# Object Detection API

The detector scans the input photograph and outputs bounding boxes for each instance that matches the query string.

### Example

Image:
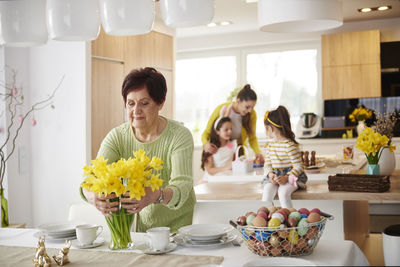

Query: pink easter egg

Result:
[310,208,321,215]
[18,115,24,122]
[298,208,310,216]
[12,87,18,95]
[257,211,268,221]
[31,119,37,126]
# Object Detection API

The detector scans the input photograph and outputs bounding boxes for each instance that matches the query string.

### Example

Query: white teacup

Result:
[145,227,170,251]
[76,224,103,246]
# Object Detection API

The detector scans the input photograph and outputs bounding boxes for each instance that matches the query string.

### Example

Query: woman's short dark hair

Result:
[121,67,167,105]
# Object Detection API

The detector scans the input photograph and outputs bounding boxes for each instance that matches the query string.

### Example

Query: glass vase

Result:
[106,210,134,250]
[1,188,9,227]
[366,164,380,175]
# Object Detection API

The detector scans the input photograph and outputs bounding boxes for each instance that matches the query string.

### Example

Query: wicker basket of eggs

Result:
[233,206,333,257]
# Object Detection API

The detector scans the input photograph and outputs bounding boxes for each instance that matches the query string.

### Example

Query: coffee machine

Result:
[296,113,321,138]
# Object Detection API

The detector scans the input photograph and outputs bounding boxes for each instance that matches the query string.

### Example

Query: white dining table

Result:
[0,228,369,266]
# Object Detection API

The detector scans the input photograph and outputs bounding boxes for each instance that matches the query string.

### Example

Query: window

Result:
[175,42,320,144]
[175,56,237,144]
[247,49,319,136]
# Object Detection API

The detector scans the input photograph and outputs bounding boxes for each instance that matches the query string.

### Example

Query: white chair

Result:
[68,202,108,231]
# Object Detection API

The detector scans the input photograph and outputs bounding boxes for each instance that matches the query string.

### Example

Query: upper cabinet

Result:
[322,30,381,100]
[91,28,175,158]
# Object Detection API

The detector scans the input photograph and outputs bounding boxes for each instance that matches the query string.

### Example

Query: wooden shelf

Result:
[321,127,356,131]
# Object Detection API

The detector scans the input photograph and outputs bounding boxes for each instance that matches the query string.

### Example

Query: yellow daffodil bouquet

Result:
[81,149,163,250]
[349,106,373,123]
[355,127,395,165]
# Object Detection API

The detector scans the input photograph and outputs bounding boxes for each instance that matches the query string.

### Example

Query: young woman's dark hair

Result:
[264,105,298,145]
[201,117,232,170]
[237,84,257,135]
[121,67,167,105]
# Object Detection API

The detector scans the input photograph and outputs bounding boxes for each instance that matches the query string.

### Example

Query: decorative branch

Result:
[0,68,63,190]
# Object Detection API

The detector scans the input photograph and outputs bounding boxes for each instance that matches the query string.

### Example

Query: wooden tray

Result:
[328,174,390,193]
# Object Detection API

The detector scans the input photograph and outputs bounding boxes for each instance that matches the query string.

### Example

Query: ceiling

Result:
[171,0,400,38]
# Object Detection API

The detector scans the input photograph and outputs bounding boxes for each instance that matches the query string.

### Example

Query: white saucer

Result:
[134,243,177,255]
[72,238,105,249]
[34,231,76,242]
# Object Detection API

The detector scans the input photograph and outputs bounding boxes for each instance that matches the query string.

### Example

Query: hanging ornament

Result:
[18,115,24,122]
[31,119,37,127]
[12,87,18,95]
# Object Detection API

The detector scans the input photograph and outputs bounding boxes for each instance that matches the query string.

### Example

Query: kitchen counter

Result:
[195,169,400,248]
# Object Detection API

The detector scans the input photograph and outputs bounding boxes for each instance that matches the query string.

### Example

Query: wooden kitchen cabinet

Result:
[91,28,175,158]
[322,30,381,100]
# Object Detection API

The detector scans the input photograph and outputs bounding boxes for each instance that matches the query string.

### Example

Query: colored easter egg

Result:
[255,230,272,241]
[279,208,291,216]
[288,229,299,245]
[237,216,247,226]
[297,218,309,236]
[310,208,321,215]
[253,216,267,227]
[268,217,281,228]
[288,211,302,222]
[271,212,285,223]
[268,234,280,247]
[246,214,255,225]
[307,212,321,223]
[257,211,268,221]
[288,217,298,227]
[298,208,310,216]
[257,206,269,215]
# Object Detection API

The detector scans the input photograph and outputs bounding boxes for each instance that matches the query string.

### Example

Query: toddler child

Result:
[200,116,237,182]
[262,106,307,208]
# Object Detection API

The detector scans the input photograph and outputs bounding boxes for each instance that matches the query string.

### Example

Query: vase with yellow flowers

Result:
[355,127,395,175]
[81,149,163,250]
[349,106,373,136]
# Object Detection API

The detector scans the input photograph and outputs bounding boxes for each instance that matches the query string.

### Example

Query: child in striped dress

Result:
[262,106,307,208]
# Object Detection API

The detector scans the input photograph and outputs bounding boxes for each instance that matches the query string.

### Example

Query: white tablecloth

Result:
[0,228,369,266]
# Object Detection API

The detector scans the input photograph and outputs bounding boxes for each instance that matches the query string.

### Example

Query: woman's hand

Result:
[204,142,218,154]
[255,153,265,164]
[121,187,161,214]
[276,175,289,185]
[83,189,119,218]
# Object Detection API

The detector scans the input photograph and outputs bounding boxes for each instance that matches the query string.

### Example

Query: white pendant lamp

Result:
[160,0,214,28]
[99,0,154,36]
[46,0,100,41]
[258,0,343,33]
[0,0,48,47]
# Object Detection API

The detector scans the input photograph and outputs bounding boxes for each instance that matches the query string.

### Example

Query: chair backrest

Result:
[68,202,108,230]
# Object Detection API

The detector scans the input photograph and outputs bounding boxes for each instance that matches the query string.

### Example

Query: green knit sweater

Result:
[96,118,196,233]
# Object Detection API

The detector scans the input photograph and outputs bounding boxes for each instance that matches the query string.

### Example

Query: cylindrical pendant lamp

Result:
[99,0,154,36]
[258,0,343,33]
[160,0,214,28]
[0,0,48,47]
[46,0,100,41]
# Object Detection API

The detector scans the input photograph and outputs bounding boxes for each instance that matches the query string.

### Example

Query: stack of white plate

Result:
[174,224,236,247]
[35,222,79,241]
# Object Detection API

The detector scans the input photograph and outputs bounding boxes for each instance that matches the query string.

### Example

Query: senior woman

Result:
[81,67,196,232]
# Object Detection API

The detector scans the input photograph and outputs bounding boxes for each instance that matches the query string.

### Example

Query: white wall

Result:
[3,40,90,227]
